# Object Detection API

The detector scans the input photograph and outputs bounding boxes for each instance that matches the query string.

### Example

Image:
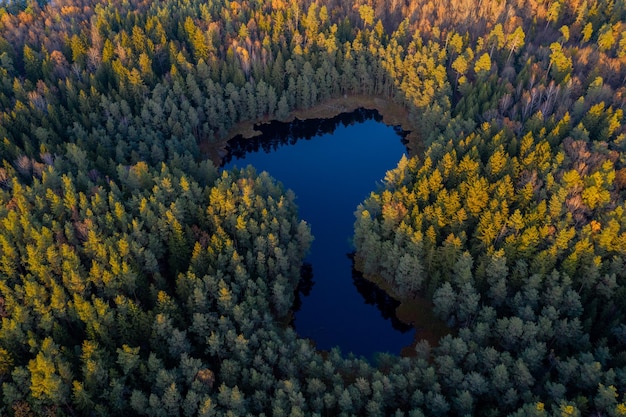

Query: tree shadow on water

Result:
[221,108,409,166]
[347,253,412,333]
[289,262,314,328]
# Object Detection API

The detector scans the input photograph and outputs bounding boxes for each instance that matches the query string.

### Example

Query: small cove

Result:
[221,109,414,359]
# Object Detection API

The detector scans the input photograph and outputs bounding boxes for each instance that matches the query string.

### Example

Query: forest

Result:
[0,0,626,414]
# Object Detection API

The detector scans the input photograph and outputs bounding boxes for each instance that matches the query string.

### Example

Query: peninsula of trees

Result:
[1,0,626,415]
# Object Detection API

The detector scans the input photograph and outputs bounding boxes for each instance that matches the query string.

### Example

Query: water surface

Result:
[222,109,414,359]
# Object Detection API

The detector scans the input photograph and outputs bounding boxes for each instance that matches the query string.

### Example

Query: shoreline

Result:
[200,94,418,167]
[203,94,439,358]
[353,255,452,357]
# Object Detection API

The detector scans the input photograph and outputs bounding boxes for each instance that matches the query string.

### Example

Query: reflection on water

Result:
[348,253,413,333]
[222,108,408,166]
[291,263,314,317]
[221,109,414,358]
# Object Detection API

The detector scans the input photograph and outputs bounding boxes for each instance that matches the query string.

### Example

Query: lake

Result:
[222,109,414,359]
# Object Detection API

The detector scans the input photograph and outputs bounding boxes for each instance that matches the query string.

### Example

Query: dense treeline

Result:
[1,0,626,414]
[0,0,451,173]
[355,120,626,415]
[1,162,316,416]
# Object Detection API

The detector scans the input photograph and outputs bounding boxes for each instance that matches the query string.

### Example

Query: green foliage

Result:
[1,0,626,415]
[355,118,626,414]
[0,161,312,415]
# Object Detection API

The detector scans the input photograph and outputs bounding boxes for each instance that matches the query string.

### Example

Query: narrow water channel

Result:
[221,109,414,359]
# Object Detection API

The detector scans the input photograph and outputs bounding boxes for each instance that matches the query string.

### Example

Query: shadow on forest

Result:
[221,108,408,166]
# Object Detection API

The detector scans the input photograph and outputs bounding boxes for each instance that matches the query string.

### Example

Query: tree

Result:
[28,338,71,406]
[594,384,618,414]
[358,5,374,28]
[506,27,525,63]
[69,34,87,66]
[487,24,505,58]
[582,23,593,42]
[597,24,617,52]
[546,1,561,28]
[276,93,290,120]
[474,53,492,77]
[22,45,42,80]
[303,3,319,44]
[548,42,572,83]
[433,282,456,321]
[452,55,468,86]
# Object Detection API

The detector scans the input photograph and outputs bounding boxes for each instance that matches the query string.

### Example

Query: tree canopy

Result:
[0,0,626,415]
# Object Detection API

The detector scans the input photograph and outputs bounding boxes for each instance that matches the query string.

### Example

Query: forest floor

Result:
[202,94,419,166]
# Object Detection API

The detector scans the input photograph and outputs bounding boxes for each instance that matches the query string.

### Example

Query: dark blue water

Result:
[222,109,414,358]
